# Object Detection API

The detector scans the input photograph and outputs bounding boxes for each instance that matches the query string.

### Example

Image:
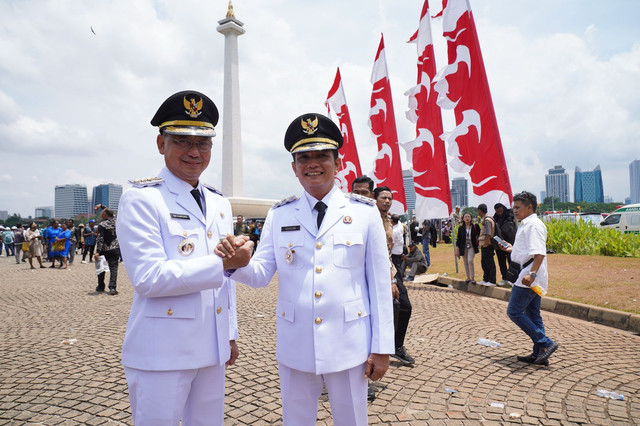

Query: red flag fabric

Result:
[434,0,512,211]
[369,34,407,215]
[403,0,452,220]
[325,68,363,193]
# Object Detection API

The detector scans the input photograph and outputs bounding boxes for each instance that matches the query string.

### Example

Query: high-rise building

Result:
[35,206,53,218]
[604,195,613,203]
[574,165,604,203]
[540,191,547,203]
[630,159,640,204]
[625,197,631,205]
[545,165,570,202]
[55,185,89,218]
[0,210,8,221]
[450,177,468,208]
[403,170,416,212]
[92,183,123,212]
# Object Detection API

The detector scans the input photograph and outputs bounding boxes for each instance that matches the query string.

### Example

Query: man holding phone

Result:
[498,191,558,366]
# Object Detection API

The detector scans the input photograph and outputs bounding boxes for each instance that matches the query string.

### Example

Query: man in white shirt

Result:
[501,191,558,366]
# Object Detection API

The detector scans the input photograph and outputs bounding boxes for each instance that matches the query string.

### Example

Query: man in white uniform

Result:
[501,191,559,366]
[116,90,252,425]
[217,113,394,425]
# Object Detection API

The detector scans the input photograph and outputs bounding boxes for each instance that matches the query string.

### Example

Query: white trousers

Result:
[463,247,476,280]
[124,364,225,426]
[279,362,368,426]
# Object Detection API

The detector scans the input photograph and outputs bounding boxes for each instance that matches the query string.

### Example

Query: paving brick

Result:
[1,260,640,424]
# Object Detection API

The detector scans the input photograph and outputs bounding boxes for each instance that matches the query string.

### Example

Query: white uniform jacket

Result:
[231,187,394,375]
[117,167,237,371]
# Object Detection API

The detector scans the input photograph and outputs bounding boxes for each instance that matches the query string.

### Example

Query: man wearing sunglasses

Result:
[116,90,253,425]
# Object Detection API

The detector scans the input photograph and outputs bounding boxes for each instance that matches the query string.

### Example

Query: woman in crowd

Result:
[455,212,480,284]
[25,223,45,269]
[45,220,61,267]
[52,221,71,269]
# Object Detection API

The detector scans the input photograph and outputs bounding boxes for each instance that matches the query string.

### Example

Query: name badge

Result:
[171,213,190,220]
[281,225,301,232]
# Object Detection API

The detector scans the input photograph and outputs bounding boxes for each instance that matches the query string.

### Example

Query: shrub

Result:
[546,220,640,257]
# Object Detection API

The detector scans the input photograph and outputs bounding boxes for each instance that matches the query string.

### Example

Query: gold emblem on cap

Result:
[178,239,195,256]
[301,116,319,135]
[184,96,203,118]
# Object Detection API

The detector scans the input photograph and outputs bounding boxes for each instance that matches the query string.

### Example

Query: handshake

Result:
[215,235,254,270]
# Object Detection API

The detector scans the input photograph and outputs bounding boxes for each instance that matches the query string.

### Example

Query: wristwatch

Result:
[529,271,537,279]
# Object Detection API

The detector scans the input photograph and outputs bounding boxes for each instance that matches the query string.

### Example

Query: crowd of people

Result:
[0,204,120,295]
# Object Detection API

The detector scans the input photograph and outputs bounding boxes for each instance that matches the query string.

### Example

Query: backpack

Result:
[500,220,517,244]
[4,232,14,245]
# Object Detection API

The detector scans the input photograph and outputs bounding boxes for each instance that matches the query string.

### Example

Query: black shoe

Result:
[534,342,558,365]
[109,289,118,295]
[367,384,376,401]
[517,354,548,366]
[95,287,105,293]
[391,346,415,365]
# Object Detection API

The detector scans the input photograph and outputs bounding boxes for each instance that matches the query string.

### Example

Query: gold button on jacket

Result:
[314,291,322,298]
[216,307,222,314]
[315,317,322,325]
[167,309,173,316]
[315,266,322,273]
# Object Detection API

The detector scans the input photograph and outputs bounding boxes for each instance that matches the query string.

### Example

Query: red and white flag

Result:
[325,68,363,193]
[434,0,512,211]
[369,34,407,215]
[403,0,452,220]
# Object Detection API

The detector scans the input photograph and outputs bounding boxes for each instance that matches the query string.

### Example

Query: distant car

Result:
[579,213,607,226]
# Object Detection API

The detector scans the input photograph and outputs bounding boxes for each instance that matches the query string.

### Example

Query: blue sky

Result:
[1,0,639,217]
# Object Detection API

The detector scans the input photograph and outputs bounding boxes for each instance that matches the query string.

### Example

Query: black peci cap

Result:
[151,90,219,137]
[284,113,343,154]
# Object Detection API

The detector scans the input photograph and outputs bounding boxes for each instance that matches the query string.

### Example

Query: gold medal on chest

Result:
[285,248,295,264]
[343,216,352,224]
[178,239,195,256]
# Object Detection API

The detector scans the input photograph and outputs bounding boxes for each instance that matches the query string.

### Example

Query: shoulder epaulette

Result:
[272,195,298,209]
[129,177,163,187]
[348,192,376,206]
[202,184,223,196]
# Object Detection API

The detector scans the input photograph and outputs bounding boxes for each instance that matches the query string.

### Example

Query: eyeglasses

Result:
[167,136,213,152]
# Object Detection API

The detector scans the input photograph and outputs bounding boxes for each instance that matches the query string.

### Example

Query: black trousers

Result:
[391,254,404,280]
[82,244,95,261]
[97,249,120,290]
[394,278,412,349]
[496,249,511,280]
[481,246,496,284]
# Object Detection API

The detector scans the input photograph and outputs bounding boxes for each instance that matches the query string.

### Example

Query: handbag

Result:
[504,258,534,283]
[53,240,66,252]
[94,255,109,275]
[21,242,29,251]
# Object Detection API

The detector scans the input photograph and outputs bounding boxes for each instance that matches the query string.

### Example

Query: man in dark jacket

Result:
[494,203,517,286]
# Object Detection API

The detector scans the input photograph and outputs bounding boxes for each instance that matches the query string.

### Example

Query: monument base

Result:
[227,197,278,219]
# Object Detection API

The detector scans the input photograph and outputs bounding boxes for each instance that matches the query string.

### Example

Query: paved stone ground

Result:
[1,256,639,425]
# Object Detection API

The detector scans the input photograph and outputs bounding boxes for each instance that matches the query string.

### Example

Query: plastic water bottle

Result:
[531,285,547,297]
[596,389,624,400]
[478,338,501,348]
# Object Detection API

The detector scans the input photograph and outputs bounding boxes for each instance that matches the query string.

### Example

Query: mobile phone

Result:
[493,235,509,248]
